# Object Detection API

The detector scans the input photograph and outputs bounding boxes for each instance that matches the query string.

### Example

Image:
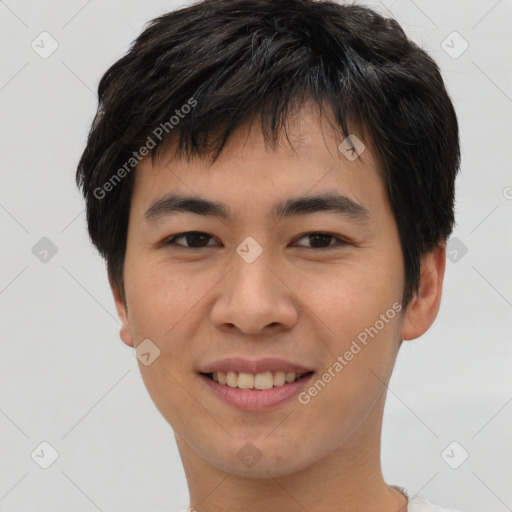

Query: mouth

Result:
[198,357,315,410]
[200,370,314,391]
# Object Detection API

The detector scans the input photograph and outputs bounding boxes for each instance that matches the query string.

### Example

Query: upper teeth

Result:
[211,371,305,390]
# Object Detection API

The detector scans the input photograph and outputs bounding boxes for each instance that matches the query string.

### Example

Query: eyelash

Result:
[162,231,349,250]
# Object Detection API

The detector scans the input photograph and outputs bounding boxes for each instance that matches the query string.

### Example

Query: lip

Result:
[198,357,313,374]
[199,372,314,411]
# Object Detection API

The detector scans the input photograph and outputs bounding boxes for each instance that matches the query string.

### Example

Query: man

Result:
[76,1,462,510]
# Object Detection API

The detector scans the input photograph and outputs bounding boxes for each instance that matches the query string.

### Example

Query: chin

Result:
[213,451,311,479]
[197,433,316,479]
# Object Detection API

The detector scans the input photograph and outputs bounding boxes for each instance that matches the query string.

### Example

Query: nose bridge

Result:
[232,245,274,300]
[210,239,298,333]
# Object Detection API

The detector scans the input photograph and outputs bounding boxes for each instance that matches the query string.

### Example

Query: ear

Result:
[110,280,135,348]
[401,242,446,341]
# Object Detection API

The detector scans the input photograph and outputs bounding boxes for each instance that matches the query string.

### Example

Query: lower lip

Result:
[199,373,314,411]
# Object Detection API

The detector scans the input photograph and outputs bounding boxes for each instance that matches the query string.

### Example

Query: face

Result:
[114,102,433,480]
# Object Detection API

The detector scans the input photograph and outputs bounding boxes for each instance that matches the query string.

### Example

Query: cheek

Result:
[293,258,402,345]
[123,260,205,426]
[124,258,208,339]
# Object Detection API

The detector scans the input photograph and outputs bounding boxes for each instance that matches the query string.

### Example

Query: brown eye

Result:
[165,232,216,248]
[294,233,347,249]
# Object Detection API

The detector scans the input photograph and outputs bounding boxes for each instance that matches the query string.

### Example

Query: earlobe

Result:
[110,281,135,348]
[401,242,446,341]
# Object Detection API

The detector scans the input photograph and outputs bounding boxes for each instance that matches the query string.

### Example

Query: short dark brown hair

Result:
[76,0,460,307]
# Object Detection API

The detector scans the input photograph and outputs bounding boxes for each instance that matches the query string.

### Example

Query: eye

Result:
[293,232,348,249]
[164,231,218,248]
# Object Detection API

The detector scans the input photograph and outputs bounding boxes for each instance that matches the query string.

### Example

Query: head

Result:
[76,0,459,481]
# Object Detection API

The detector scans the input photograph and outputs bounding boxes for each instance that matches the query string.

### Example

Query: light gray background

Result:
[1,0,511,511]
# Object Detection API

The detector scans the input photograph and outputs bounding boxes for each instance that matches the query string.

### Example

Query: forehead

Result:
[129,102,385,220]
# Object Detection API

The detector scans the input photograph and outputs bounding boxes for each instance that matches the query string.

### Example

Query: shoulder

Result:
[408,494,462,512]
[394,486,464,512]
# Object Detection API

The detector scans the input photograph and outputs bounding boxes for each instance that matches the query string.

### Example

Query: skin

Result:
[112,100,446,512]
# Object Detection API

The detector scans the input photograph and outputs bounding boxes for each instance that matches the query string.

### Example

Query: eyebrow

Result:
[144,192,369,224]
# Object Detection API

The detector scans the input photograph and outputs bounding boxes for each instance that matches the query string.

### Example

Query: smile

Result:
[202,370,313,390]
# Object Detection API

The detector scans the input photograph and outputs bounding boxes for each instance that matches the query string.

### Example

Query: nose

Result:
[210,248,299,335]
